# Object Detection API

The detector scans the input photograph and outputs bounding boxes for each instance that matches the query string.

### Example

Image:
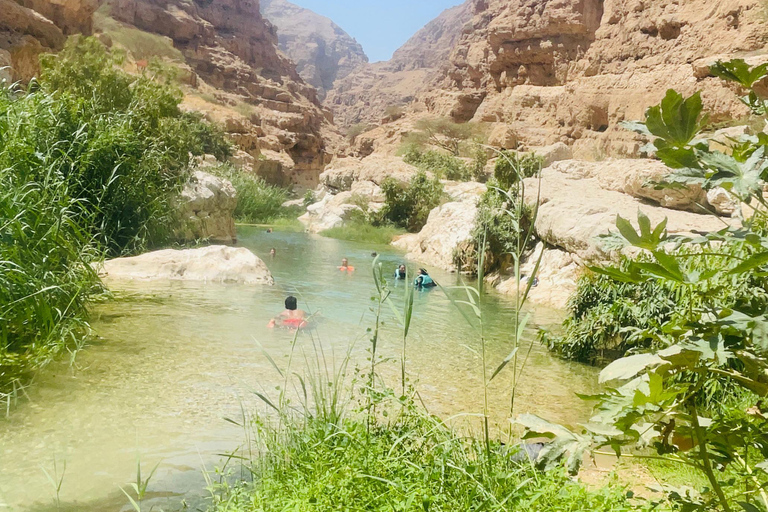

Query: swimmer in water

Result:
[269,248,276,258]
[267,296,308,329]
[394,264,407,280]
[414,268,437,289]
[338,258,355,272]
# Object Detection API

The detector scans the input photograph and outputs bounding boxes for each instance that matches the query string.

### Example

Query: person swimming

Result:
[269,248,276,258]
[267,296,308,329]
[414,268,437,289]
[338,258,355,272]
[394,264,407,280]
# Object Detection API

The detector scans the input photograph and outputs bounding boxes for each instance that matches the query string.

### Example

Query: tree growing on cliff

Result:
[410,117,478,156]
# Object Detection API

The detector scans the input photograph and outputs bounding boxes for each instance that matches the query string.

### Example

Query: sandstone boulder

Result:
[443,181,487,203]
[497,243,581,310]
[320,155,422,192]
[535,142,573,168]
[393,201,478,271]
[523,166,728,263]
[707,187,741,217]
[298,191,361,233]
[548,159,709,212]
[175,171,237,244]
[97,246,274,285]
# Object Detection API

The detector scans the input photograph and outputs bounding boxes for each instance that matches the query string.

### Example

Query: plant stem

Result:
[690,403,732,512]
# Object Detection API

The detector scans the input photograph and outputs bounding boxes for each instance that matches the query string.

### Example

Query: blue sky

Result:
[288,0,464,63]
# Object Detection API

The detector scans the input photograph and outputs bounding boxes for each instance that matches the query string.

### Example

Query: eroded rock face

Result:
[97,246,274,284]
[260,0,368,100]
[522,164,727,263]
[425,0,768,158]
[320,155,422,192]
[108,0,335,186]
[325,1,474,129]
[393,199,480,271]
[0,0,100,82]
[175,171,237,244]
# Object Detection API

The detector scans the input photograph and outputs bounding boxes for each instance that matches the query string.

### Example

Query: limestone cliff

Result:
[424,0,768,158]
[1,0,100,82]
[325,1,474,129]
[105,0,336,187]
[260,0,368,100]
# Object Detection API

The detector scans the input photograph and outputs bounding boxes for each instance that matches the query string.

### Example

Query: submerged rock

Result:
[175,171,237,244]
[97,246,274,285]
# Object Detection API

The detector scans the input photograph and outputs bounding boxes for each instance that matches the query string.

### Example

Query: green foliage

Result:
[374,171,444,232]
[302,189,316,208]
[346,122,372,142]
[209,164,294,224]
[527,64,768,512]
[407,117,480,156]
[208,415,635,512]
[550,246,768,365]
[494,151,543,189]
[402,146,472,180]
[320,222,405,245]
[464,179,532,273]
[0,36,230,394]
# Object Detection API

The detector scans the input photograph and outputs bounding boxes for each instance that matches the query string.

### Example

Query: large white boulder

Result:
[548,159,709,212]
[298,192,362,233]
[97,246,274,285]
[175,171,237,244]
[320,155,422,191]
[393,201,479,271]
[497,243,581,310]
[523,165,728,263]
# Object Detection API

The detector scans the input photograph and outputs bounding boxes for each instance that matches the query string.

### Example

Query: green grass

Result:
[320,222,406,245]
[208,164,298,224]
[94,11,184,62]
[207,413,637,512]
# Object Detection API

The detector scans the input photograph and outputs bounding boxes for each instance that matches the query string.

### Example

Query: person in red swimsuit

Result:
[338,258,355,272]
[267,296,308,329]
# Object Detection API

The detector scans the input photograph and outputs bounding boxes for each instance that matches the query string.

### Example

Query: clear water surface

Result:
[0,227,598,511]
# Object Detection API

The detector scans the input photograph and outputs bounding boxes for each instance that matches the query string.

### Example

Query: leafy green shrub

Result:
[494,151,543,189]
[406,117,479,156]
[302,189,316,208]
[374,171,444,232]
[0,36,231,393]
[32,36,231,254]
[402,146,470,180]
[461,179,532,273]
[209,164,293,224]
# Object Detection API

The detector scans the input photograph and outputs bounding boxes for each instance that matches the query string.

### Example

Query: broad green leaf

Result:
[599,353,663,383]
[615,215,642,246]
[710,59,768,88]
[729,251,768,274]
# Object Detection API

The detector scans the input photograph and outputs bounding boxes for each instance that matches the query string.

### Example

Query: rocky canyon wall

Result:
[423,0,768,158]
[260,0,368,101]
[325,1,474,129]
[107,0,335,187]
[1,0,100,82]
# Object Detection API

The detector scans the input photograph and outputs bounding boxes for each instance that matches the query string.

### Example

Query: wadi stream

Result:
[0,227,598,511]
